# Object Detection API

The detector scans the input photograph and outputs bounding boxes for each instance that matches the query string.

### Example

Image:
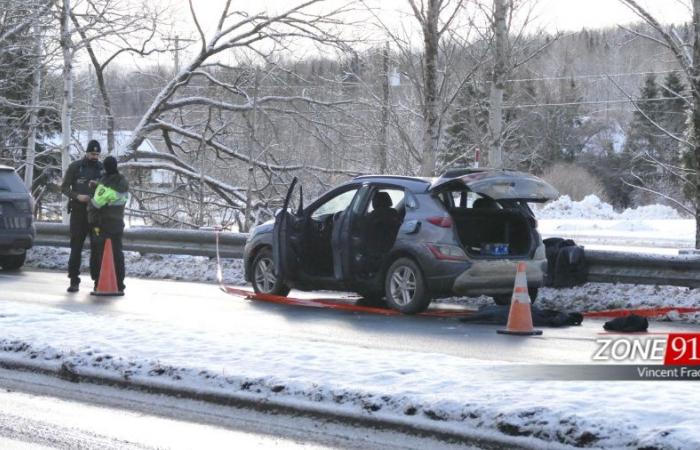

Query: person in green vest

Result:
[88,156,129,293]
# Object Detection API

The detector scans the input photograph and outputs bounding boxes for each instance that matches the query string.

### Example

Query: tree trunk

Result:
[693,0,700,248]
[488,0,508,169]
[243,68,260,233]
[25,18,41,192]
[60,0,73,223]
[379,42,389,174]
[419,0,440,176]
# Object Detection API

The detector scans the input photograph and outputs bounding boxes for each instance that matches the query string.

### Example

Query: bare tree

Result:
[69,0,171,154]
[60,0,73,224]
[618,0,700,247]
[361,0,490,176]
[112,0,364,227]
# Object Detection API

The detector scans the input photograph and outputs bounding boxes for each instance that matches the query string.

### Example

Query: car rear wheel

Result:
[0,252,26,271]
[251,248,290,296]
[493,287,538,306]
[384,257,430,314]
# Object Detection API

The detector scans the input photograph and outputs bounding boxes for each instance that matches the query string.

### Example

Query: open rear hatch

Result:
[430,169,558,257]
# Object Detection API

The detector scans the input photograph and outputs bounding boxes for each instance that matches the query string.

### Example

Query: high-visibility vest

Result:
[91,183,128,209]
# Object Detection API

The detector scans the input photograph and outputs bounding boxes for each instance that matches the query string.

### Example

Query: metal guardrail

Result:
[35,222,247,259]
[585,249,700,288]
[34,222,700,288]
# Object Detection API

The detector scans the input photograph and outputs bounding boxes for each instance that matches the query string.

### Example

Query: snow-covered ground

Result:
[2,195,699,449]
[1,290,699,449]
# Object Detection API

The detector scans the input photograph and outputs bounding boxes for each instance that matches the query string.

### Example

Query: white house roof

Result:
[44,130,158,159]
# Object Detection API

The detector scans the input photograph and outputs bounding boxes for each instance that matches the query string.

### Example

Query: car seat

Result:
[365,192,402,260]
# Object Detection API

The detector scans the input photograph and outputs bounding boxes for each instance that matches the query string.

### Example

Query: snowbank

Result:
[536,195,681,220]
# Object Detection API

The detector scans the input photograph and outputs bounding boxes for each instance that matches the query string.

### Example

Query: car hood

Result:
[428,169,558,202]
[250,219,275,236]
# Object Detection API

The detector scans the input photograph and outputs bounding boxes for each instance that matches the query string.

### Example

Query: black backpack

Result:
[543,237,587,288]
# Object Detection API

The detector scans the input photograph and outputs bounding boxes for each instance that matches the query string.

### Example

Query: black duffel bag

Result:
[543,237,587,288]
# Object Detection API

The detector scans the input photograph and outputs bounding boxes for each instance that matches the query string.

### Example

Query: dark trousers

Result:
[68,206,90,284]
[90,229,125,290]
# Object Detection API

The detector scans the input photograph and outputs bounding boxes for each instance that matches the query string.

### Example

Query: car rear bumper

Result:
[0,231,34,254]
[451,257,547,296]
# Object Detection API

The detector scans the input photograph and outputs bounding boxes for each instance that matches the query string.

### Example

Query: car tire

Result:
[384,257,431,314]
[0,252,26,271]
[251,247,290,296]
[493,287,538,306]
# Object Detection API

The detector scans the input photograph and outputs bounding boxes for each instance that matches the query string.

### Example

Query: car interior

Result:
[300,187,406,279]
[440,190,532,256]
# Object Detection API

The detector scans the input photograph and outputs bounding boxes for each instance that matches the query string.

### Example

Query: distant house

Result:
[582,120,626,156]
[44,130,172,185]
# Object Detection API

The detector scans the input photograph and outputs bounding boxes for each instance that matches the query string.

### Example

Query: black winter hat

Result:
[103,156,118,174]
[86,139,101,153]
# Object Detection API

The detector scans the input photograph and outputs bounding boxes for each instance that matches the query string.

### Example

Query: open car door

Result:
[273,177,305,286]
[429,169,558,202]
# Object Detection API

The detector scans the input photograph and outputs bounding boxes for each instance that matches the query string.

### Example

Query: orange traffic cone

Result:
[497,262,542,336]
[91,238,124,297]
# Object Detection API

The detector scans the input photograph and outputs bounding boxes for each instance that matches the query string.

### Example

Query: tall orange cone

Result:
[91,238,124,297]
[497,262,542,336]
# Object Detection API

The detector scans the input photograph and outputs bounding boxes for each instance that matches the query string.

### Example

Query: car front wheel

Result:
[0,252,26,271]
[384,257,430,314]
[251,248,290,296]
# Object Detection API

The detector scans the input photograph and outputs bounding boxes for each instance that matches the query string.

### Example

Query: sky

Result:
[170,0,690,34]
[147,0,690,69]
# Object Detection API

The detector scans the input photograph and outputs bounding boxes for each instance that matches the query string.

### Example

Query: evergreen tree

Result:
[441,81,489,169]
[625,72,688,205]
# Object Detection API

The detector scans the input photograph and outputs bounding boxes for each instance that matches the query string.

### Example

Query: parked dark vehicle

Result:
[243,169,558,314]
[0,165,35,270]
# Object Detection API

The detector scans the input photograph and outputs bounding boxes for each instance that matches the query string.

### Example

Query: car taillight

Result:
[426,216,453,228]
[427,244,468,261]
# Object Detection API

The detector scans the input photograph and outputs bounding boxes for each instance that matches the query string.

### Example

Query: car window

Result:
[0,170,27,193]
[311,188,358,219]
[444,191,499,209]
[366,188,405,214]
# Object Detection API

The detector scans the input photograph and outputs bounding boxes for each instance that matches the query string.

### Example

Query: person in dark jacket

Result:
[60,140,103,292]
[88,156,129,293]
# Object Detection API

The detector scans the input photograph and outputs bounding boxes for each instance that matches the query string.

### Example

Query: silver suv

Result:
[0,165,35,270]
[244,169,558,313]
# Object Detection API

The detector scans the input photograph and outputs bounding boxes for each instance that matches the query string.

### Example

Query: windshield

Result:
[0,170,27,193]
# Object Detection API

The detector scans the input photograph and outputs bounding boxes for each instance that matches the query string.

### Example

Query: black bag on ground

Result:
[459,305,583,327]
[603,314,648,332]
[543,237,587,288]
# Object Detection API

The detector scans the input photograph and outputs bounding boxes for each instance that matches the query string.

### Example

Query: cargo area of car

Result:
[449,208,532,257]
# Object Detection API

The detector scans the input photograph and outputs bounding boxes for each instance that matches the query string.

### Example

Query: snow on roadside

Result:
[534,194,681,220]
[25,246,245,286]
[0,299,698,449]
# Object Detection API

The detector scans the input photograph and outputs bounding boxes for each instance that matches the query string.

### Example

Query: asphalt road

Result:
[0,368,485,450]
[4,269,700,365]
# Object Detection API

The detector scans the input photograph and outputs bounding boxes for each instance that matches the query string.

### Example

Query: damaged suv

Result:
[0,165,35,270]
[243,169,558,313]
